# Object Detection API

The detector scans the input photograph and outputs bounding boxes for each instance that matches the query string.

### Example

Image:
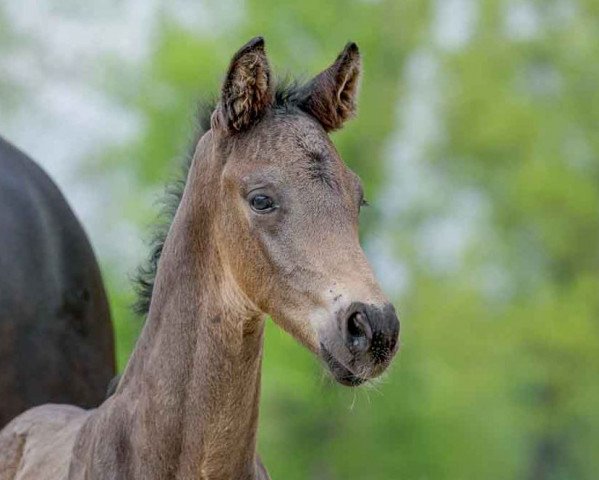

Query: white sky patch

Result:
[3,0,158,65]
[415,189,488,274]
[369,50,443,296]
[433,0,478,51]
[166,0,245,35]
[382,50,443,213]
[365,237,409,300]
[503,0,541,40]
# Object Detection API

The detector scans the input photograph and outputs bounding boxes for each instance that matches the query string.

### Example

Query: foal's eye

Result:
[249,194,276,213]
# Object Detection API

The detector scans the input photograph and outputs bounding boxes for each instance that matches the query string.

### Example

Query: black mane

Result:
[132,81,306,317]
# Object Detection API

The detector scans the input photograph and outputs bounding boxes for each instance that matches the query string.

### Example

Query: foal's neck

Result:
[117,144,265,478]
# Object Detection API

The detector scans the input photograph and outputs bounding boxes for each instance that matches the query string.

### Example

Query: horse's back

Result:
[0,404,89,480]
[0,137,115,427]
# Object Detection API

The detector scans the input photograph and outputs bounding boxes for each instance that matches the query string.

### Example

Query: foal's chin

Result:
[319,333,400,387]
[320,345,369,387]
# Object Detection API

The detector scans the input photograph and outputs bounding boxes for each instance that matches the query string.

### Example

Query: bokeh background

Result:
[1,1,598,478]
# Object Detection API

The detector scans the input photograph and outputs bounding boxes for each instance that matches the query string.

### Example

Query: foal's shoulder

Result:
[0,404,90,480]
[0,404,90,457]
[2,404,88,434]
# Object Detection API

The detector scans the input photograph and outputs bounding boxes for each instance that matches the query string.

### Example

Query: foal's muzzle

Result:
[322,302,400,386]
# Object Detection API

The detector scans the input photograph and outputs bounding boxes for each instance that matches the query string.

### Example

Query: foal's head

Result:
[203,37,399,386]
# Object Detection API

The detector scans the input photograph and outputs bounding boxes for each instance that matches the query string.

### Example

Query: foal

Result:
[0,37,400,480]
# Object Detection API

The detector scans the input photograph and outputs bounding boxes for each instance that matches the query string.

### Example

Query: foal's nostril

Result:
[343,302,400,363]
[346,311,372,354]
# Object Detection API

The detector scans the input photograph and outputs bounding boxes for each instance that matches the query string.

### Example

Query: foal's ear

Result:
[214,36,273,133]
[300,42,362,132]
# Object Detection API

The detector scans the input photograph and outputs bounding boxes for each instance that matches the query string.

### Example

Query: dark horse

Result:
[0,38,399,479]
[0,137,115,428]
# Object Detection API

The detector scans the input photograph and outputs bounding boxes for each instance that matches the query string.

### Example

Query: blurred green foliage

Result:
[106,1,599,479]
[6,0,596,478]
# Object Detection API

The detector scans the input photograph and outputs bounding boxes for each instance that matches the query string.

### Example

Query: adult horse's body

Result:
[0,38,400,479]
[0,137,115,428]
